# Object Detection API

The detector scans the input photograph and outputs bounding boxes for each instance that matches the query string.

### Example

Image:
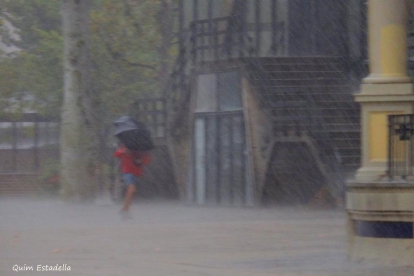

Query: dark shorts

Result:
[122,173,138,187]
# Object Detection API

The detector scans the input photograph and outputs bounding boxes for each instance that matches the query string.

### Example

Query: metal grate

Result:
[388,114,414,180]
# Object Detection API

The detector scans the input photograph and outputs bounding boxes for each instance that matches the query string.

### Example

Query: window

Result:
[195,71,242,112]
[195,74,217,112]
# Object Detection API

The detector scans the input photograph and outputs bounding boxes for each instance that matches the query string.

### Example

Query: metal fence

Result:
[388,114,414,180]
[0,113,59,173]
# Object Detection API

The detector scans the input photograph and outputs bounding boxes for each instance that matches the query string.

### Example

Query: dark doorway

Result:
[189,71,253,206]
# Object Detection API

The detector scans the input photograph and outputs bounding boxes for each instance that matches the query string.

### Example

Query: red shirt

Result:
[114,146,151,177]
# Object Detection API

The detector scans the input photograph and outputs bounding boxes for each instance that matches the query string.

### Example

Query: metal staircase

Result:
[246,57,361,200]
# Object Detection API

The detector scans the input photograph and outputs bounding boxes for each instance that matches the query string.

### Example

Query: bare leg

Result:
[122,184,136,212]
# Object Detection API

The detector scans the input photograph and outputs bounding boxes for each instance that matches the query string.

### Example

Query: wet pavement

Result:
[0,198,413,276]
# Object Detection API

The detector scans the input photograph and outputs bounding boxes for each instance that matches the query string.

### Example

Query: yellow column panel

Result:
[369,111,404,161]
[381,25,407,77]
[369,112,389,161]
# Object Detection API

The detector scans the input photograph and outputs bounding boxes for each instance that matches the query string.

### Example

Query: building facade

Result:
[156,0,367,206]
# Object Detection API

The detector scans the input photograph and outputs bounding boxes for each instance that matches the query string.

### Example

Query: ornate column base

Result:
[347,181,414,266]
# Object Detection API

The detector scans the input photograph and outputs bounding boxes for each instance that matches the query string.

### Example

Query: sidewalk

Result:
[0,198,413,276]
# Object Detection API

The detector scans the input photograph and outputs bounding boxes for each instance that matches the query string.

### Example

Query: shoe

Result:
[120,209,132,220]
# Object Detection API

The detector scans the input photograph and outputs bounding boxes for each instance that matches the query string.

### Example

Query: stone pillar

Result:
[355,0,414,182]
[347,0,414,266]
[364,0,411,84]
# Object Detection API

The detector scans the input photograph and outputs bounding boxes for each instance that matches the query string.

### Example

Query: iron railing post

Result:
[388,115,393,180]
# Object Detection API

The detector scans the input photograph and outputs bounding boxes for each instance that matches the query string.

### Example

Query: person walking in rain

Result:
[115,143,151,218]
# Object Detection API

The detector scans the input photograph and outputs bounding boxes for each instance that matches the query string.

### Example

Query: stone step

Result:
[268,111,357,117]
[338,156,360,165]
[253,56,346,65]
[271,120,360,130]
[270,128,360,143]
[324,147,360,156]
[257,86,353,94]
[250,78,349,86]
[322,116,360,124]
[260,92,356,101]
[318,108,359,116]
[326,130,360,140]
[271,112,351,130]
[259,63,347,72]
[324,125,361,132]
[327,140,361,148]
[324,148,361,155]
[250,71,347,80]
[270,118,359,130]
[253,84,351,91]
[264,99,359,109]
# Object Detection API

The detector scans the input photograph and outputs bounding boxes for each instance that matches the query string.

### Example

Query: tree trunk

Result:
[60,0,95,200]
[158,0,174,90]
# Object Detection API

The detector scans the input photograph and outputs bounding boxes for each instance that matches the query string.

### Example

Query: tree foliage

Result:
[0,0,177,198]
[0,0,176,117]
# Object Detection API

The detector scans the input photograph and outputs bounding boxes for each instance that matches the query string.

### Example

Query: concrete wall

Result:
[242,75,273,197]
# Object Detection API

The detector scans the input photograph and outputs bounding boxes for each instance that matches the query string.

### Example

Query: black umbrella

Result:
[113,116,154,151]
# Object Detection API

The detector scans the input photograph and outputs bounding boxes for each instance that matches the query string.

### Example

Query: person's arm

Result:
[141,152,151,166]
[131,152,150,166]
